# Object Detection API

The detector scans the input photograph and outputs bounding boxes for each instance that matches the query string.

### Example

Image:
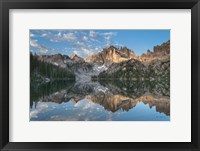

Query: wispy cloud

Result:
[63,33,77,41]
[102,32,117,46]
[30,39,56,55]
[49,32,77,42]
[30,32,36,37]
[82,36,88,41]
[73,48,94,58]
[89,30,99,39]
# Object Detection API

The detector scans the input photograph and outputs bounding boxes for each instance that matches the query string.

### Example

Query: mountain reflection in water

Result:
[30,80,170,121]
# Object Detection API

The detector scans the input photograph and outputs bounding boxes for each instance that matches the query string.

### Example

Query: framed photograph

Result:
[0,0,200,150]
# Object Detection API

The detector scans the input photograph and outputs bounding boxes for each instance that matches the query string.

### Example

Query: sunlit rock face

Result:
[85,46,137,65]
[138,40,170,64]
[70,53,84,63]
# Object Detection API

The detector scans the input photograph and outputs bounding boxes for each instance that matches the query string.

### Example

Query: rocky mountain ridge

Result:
[34,40,170,81]
[85,45,137,65]
[138,40,170,63]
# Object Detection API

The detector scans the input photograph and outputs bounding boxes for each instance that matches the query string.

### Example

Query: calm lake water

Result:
[30,80,170,121]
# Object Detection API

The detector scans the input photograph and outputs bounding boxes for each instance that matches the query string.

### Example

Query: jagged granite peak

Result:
[70,53,78,59]
[63,55,71,59]
[118,46,136,58]
[51,53,63,59]
[39,53,70,60]
[37,53,72,68]
[105,45,118,50]
[154,40,170,54]
[70,53,84,62]
[85,45,137,64]
[138,40,170,64]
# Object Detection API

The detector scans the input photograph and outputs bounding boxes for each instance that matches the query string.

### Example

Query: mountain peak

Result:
[71,53,78,59]
[106,45,117,50]
[71,53,84,62]
[138,40,170,64]
[85,45,137,64]
[51,53,63,59]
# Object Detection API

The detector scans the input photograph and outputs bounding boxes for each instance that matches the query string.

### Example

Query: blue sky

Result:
[30,30,170,58]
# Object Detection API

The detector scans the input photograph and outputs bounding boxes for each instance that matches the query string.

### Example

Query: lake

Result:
[30,80,170,121]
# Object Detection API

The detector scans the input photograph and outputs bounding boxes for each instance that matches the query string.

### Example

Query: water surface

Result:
[30,80,170,121]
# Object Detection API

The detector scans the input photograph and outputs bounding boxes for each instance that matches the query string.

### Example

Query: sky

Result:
[30,30,170,58]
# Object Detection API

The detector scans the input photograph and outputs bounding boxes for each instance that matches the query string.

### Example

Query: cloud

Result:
[30,39,55,55]
[73,50,79,56]
[103,32,116,36]
[63,33,77,41]
[83,36,88,41]
[103,32,116,39]
[73,48,94,58]
[57,32,62,37]
[102,32,117,45]
[30,32,35,37]
[49,32,77,42]
[30,30,51,38]
[82,48,94,56]
[76,41,84,47]
[48,32,77,42]
[95,46,101,51]
[89,31,99,38]
[41,33,50,37]
[30,39,39,47]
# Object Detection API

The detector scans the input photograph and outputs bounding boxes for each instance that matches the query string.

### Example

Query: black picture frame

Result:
[0,0,200,150]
